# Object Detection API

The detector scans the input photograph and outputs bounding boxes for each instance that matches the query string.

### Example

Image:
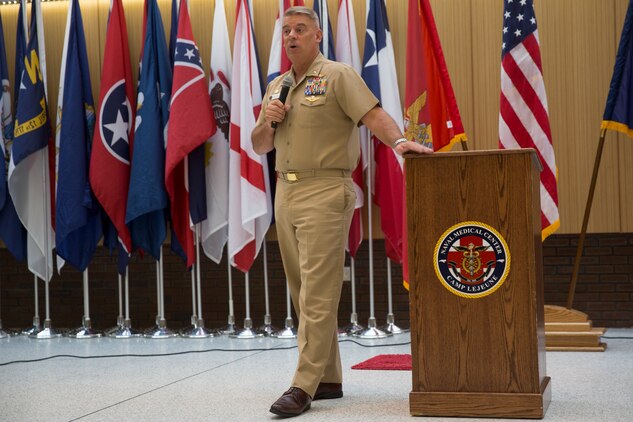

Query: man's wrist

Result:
[392,137,408,149]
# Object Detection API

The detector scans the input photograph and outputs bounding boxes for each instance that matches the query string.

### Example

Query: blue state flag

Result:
[0,4,27,262]
[602,0,633,137]
[126,0,171,260]
[13,2,26,113]
[313,0,335,60]
[169,0,178,68]
[55,0,102,272]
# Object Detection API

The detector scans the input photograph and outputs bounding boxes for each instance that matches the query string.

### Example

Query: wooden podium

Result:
[406,150,550,419]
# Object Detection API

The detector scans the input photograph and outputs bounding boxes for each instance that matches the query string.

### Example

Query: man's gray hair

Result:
[284,6,320,29]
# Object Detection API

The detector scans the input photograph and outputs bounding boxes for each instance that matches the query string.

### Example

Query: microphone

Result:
[271,75,293,129]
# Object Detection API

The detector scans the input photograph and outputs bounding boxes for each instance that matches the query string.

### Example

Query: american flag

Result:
[499,0,559,239]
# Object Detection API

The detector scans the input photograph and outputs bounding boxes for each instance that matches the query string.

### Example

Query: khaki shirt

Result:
[256,53,379,172]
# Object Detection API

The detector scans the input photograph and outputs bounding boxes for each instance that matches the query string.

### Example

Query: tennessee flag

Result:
[166,0,217,268]
[8,0,54,281]
[403,0,467,289]
[228,0,272,273]
[90,0,135,265]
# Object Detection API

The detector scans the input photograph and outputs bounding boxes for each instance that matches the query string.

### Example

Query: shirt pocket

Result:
[298,96,327,130]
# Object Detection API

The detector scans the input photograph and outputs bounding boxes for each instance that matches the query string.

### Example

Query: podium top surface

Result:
[403,148,542,170]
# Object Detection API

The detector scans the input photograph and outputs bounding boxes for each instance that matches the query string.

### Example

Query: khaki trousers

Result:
[274,176,356,398]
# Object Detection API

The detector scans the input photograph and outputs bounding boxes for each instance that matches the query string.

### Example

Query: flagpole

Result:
[342,257,363,335]
[104,272,124,335]
[567,130,607,308]
[380,258,406,334]
[259,241,277,335]
[272,279,297,339]
[32,146,60,339]
[146,248,176,338]
[21,275,41,335]
[0,277,14,337]
[357,134,390,339]
[68,269,101,338]
[220,256,238,334]
[231,272,263,338]
[184,225,212,338]
[111,266,141,338]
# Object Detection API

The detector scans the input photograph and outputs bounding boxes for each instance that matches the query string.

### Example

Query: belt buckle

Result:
[286,172,298,182]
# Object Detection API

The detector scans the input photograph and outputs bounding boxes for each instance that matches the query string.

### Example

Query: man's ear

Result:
[315,28,323,43]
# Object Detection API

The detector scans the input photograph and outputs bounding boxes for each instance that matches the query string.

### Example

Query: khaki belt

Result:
[277,169,351,182]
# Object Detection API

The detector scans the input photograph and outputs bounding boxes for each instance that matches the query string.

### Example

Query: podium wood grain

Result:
[406,150,550,418]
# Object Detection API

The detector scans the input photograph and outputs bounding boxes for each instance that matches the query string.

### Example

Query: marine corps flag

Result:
[405,0,466,151]
[166,0,216,268]
[403,0,467,289]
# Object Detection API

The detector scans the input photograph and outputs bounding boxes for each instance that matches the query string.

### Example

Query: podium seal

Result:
[434,221,510,299]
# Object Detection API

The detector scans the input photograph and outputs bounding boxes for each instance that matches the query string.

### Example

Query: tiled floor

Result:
[1,328,632,421]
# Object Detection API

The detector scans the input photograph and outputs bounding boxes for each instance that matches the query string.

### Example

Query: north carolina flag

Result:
[201,0,232,263]
[228,0,272,273]
[337,0,365,258]
[362,0,405,263]
[55,0,102,272]
[0,8,26,262]
[166,0,217,268]
[90,0,135,264]
[8,0,54,281]
[126,0,171,260]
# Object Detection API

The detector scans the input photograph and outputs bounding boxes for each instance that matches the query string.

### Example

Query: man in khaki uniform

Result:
[252,6,433,418]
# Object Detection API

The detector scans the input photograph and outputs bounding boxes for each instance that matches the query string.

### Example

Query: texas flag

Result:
[362,0,405,263]
[166,0,217,268]
[228,0,272,273]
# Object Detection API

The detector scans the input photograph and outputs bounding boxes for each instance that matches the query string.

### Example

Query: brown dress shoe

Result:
[313,382,343,400]
[269,387,312,418]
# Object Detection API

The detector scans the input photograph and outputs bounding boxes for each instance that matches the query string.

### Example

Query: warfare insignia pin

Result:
[433,221,510,299]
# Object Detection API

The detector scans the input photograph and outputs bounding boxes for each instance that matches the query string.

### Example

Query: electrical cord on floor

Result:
[601,336,633,339]
[0,338,412,368]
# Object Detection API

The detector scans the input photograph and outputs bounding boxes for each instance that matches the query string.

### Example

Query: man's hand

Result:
[265,99,290,128]
[394,140,434,156]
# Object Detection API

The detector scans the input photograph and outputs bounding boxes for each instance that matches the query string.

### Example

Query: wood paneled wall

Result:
[1,0,630,235]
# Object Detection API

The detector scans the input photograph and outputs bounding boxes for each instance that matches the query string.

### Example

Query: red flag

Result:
[499,0,559,239]
[403,0,467,288]
[228,0,272,273]
[166,0,217,268]
[89,0,135,255]
[405,0,466,152]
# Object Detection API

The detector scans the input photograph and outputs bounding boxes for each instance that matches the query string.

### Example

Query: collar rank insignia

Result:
[304,76,327,96]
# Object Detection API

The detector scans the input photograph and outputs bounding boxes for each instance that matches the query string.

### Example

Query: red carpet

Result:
[351,354,412,370]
